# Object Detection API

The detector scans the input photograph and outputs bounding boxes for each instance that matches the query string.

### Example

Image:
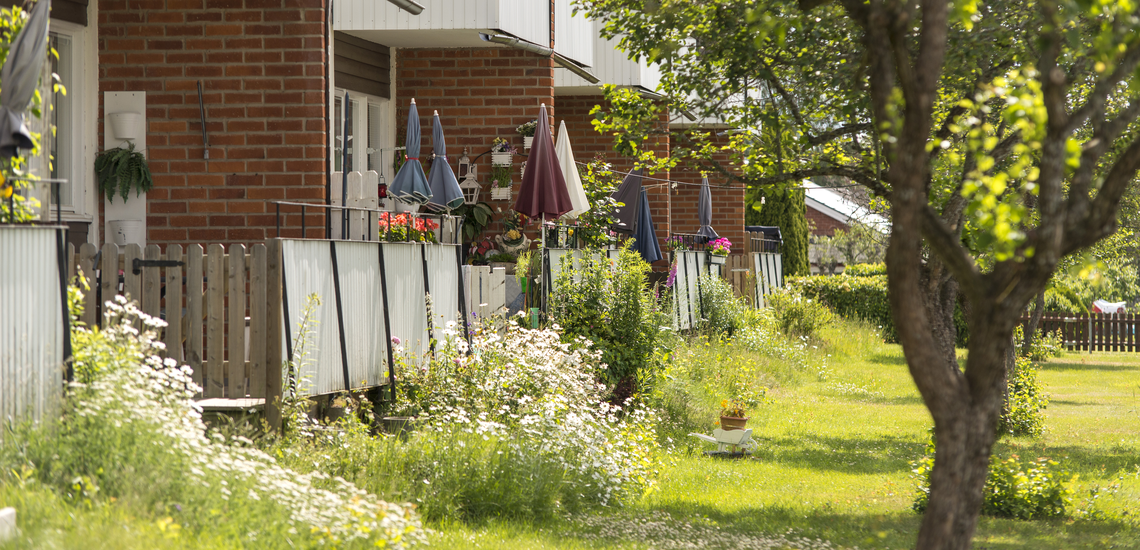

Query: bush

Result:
[696,274,749,337]
[790,274,969,346]
[767,289,834,339]
[295,323,659,521]
[3,296,423,549]
[999,330,1050,437]
[912,434,1073,520]
[548,245,670,396]
[1016,324,1065,362]
[842,262,886,277]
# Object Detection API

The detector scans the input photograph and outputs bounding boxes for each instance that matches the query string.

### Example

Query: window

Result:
[332,89,392,181]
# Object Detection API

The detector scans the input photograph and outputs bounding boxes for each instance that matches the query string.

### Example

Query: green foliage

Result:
[94,141,153,203]
[756,186,810,277]
[1047,258,1140,313]
[1016,324,1065,362]
[912,435,1073,520]
[766,289,833,339]
[574,155,623,248]
[490,164,512,188]
[0,4,54,223]
[696,273,749,337]
[842,262,886,277]
[790,274,970,346]
[452,201,494,242]
[548,245,669,393]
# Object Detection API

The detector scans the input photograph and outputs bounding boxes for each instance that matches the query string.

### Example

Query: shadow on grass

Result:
[1044,361,1139,372]
[998,443,1140,476]
[551,503,1140,550]
[748,433,927,475]
[868,353,908,367]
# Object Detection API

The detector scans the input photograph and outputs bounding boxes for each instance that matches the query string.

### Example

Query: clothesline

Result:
[567,159,867,191]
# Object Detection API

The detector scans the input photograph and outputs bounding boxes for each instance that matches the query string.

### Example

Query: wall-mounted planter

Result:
[491,152,512,167]
[108,112,142,141]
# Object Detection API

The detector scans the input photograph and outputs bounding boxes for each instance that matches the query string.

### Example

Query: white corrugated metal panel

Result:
[553,0,593,66]
[424,244,460,343]
[383,243,431,359]
[281,240,344,397]
[497,0,550,48]
[0,227,63,433]
[334,242,388,389]
[554,20,659,93]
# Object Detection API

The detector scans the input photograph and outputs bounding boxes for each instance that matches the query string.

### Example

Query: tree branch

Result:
[1065,42,1140,134]
[807,123,873,146]
[921,204,986,299]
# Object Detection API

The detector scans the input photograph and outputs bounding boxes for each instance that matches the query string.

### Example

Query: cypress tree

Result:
[753,186,809,277]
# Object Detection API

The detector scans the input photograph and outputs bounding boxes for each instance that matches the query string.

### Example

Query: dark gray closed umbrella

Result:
[427,110,464,211]
[0,0,51,161]
[610,168,643,234]
[632,187,662,263]
[389,98,432,204]
[696,176,720,240]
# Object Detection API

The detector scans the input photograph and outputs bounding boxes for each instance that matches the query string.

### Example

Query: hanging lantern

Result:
[458,148,481,204]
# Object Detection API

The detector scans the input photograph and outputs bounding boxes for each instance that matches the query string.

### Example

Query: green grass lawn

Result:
[431,323,1140,549]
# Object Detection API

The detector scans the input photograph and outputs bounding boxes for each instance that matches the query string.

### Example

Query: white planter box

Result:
[491,152,513,167]
[523,136,533,149]
[710,254,727,265]
[490,187,511,200]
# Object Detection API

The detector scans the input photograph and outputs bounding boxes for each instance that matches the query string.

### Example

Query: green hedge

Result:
[788,274,969,347]
[842,263,886,277]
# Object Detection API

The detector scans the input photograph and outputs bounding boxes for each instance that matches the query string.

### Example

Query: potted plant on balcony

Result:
[517,119,538,149]
[707,237,731,265]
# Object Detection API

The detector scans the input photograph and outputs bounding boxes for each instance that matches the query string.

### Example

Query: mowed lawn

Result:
[433,326,1140,549]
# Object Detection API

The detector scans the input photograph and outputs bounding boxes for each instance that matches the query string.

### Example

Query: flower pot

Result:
[109,219,144,246]
[523,136,533,149]
[108,112,142,141]
[710,254,727,265]
[491,152,513,167]
[720,415,749,430]
[490,187,511,200]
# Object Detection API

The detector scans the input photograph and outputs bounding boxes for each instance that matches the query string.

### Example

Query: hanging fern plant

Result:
[95,142,153,203]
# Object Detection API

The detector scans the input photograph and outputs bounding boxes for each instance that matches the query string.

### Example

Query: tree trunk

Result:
[1023,290,1046,352]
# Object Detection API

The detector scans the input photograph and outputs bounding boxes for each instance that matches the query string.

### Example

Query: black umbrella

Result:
[696,176,720,240]
[389,98,432,204]
[427,110,464,211]
[0,0,51,161]
[610,167,643,234]
[632,187,662,263]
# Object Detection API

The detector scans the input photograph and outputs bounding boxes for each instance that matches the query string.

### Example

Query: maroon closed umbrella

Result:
[514,103,572,220]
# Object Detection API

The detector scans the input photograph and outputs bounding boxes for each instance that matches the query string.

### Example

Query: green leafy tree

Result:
[755,186,809,276]
[578,1,1140,548]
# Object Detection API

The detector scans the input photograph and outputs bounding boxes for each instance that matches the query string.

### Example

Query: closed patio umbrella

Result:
[696,176,720,240]
[426,110,464,211]
[388,98,432,205]
[514,103,572,219]
[610,167,643,234]
[554,120,589,219]
[0,0,51,161]
[632,187,662,263]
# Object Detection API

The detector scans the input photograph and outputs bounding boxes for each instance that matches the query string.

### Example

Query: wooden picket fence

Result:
[69,241,284,425]
[722,254,755,307]
[1021,312,1140,352]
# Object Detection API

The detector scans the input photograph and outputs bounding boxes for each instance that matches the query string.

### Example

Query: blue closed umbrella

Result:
[389,98,432,205]
[426,110,464,211]
[696,176,720,240]
[632,187,662,263]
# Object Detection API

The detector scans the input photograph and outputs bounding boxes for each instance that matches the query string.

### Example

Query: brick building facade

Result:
[97,0,329,247]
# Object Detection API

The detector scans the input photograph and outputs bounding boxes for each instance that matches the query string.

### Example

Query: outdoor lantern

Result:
[459,148,481,204]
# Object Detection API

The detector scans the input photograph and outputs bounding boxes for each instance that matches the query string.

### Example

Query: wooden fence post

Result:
[205,244,225,397]
[249,244,267,399]
[186,245,204,389]
[227,244,247,397]
[265,239,283,432]
[164,245,183,363]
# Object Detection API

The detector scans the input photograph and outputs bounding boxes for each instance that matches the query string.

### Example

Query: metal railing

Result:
[667,233,711,252]
[271,200,463,245]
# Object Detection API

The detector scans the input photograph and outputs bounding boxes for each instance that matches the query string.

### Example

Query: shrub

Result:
[294,323,659,521]
[842,262,886,277]
[999,334,1050,437]
[3,296,423,548]
[790,274,969,346]
[1015,324,1065,362]
[696,273,749,337]
[767,289,834,339]
[548,245,669,396]
[911,434,1073,519]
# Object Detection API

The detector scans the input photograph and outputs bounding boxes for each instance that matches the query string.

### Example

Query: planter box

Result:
[719,415,749,430]
[710,254,727,265]
[490,187,511,200]
[523,136,533,149]
[491,152,513,166]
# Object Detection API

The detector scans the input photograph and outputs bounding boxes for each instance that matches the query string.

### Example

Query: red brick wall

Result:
[806,204,848,237]
[98,0,329,248]
[556,94,671,265]
[669,133,746,253]
[394,47,555,237]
